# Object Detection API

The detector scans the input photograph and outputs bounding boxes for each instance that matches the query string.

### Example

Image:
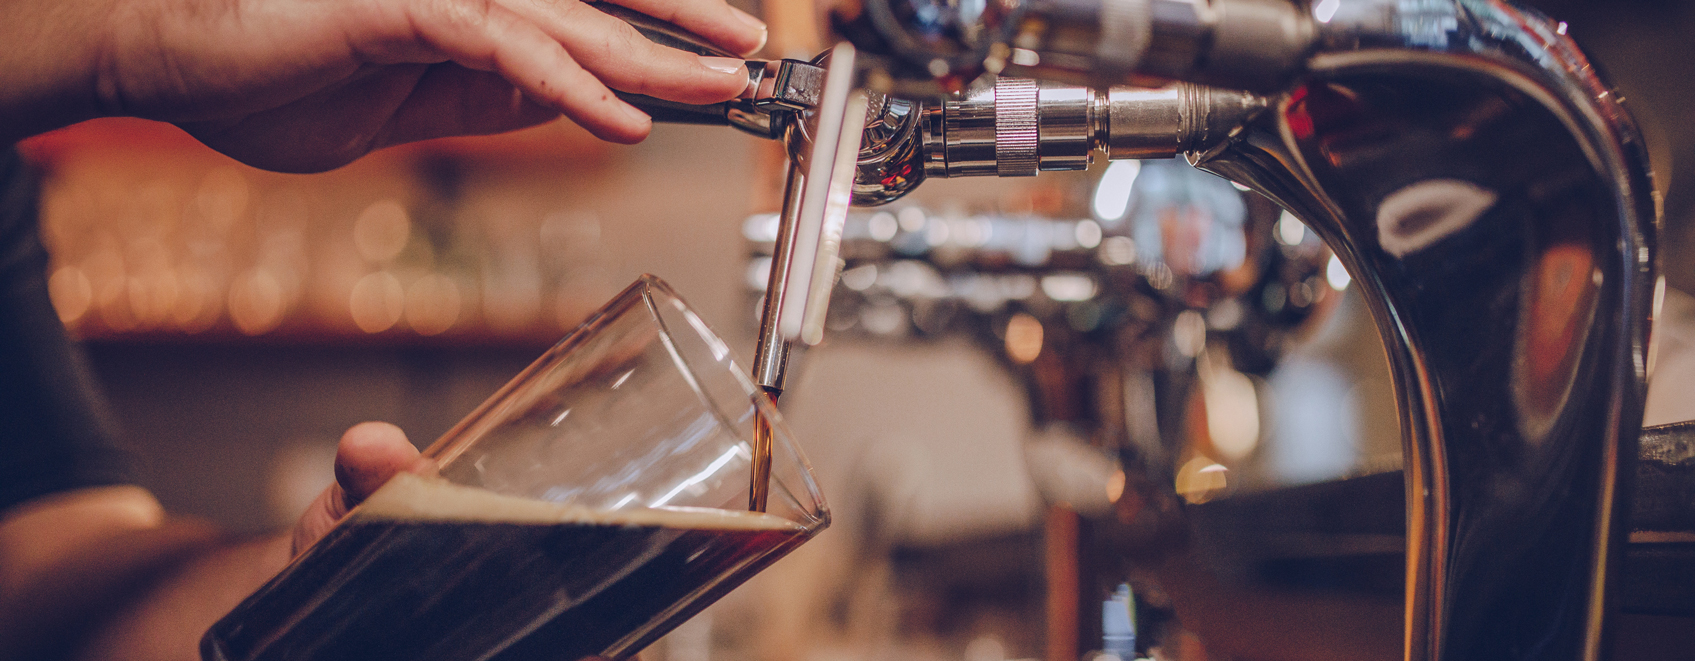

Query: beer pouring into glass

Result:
[207,0,1668,658]
[201,277,829,661]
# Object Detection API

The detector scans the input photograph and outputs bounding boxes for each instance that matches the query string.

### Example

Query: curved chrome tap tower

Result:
[827,1,1657,658]
[1198,5,1654,659]
[619,0,1660,657]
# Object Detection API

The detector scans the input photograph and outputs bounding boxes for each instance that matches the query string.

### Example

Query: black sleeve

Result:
[0,148,135,513]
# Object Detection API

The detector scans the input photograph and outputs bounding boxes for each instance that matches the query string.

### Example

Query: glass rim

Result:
[636,275,827,526]
[421,274,826,526]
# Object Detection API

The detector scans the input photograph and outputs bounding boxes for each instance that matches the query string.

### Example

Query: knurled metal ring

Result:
[995,78,1040,177]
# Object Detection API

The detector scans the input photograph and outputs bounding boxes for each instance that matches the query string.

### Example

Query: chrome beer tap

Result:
[824,3,1659,659]
[612,0,1663,658]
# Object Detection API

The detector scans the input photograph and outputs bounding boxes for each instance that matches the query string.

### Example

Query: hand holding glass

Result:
[202,275,829,661]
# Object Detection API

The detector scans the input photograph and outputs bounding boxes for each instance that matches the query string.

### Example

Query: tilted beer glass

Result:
[202,275,830,661]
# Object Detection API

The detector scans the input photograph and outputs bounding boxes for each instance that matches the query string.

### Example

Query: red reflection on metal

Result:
[1524,243,1595,384]
[1284,85,1315,140]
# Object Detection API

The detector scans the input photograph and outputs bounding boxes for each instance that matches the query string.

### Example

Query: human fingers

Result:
[373,64,562,149]
[393,0,655,143]
[598,0,768,57]
[332,421,425,506]
[291,422,424,554]
[502,0,750,105]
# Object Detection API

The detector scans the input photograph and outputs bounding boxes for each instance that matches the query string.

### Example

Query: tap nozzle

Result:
[846,78,1265,206]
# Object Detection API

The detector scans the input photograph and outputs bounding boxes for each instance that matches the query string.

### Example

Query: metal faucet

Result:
[612,0,1659,658]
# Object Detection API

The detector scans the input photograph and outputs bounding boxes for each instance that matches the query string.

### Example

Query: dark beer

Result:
[202,473,810,661]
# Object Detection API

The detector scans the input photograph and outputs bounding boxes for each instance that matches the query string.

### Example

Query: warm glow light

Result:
[85,244,126,309]
[196,168,251,229]
[171,269,220,333]
[1174,456,1229,503]
[49,266,93,324]
[1202,353,1261,461]
[1092,160,1142,221]
[1098,236,1137,266]
[350,271,405,333]
[230,268,287,335]
[128,270,181,328]
[1327,254,1352,290]
[405,273,462,336]
[352,200,411,263]
[1005,313,1044,364]
[1173,310,1207,358]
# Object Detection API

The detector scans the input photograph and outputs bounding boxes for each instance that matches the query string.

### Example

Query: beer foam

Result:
[353,473,806,532]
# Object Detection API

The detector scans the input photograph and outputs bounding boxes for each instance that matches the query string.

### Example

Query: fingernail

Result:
[699,55,747,76]
[732,8,769,54]
[731,7,767,31]
[622,102,653,126]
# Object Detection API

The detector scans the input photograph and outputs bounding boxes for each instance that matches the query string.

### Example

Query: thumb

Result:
[291,422,428,555]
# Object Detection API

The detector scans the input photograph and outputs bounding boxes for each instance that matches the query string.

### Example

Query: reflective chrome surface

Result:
[832,1,1656,659]
[832,0,1316,92]
[826,0,1653,657]
[839,80,1263,205]
[1187,2,1654,659]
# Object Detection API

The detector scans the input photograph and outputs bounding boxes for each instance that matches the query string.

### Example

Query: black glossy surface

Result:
[1196,1,1657,658]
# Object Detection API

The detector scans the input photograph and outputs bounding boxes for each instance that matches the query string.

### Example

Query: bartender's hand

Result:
[1,0,766,172]
[0,421,427,661]
[290,421,429,553]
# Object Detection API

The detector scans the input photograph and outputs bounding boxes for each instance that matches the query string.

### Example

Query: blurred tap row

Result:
[746,161,1342,372]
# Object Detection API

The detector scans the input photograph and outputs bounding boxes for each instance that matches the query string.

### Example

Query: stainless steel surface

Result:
[832,0,1315,92]
[938,82,1008,177]
[1035,84,1095,170]
[849,93,929,205]
[841,79,1259,205]
[1101,83,1265,159]
[994,78,1041,176]
[751,59,828,112]
[752,154,804,394]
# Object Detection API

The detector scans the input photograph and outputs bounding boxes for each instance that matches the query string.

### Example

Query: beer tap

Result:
[612,0,1663,658]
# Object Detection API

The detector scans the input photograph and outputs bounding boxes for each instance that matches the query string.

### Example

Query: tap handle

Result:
[589,2,825,140]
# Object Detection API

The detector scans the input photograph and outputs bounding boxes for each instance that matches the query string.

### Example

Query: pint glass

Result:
[202,275,830,661]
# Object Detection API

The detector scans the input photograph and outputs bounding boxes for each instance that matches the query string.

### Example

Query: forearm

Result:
[0,0,114,144]
[0,486,291,661]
